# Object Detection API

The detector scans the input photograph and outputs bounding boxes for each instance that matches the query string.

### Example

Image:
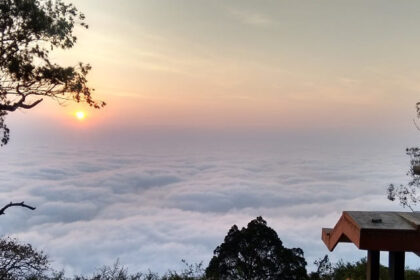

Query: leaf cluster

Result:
[387,147,420,211]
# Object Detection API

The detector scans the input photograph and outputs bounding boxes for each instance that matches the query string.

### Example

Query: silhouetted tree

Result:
[205,216,307,280]
[309,255,333,280]
[0,0,105,215]
[73,259,205,280]
[161,260,205,280]
[75,260,144,280]
[0,0,105,146]
[310,257,420,280]
[0,237,49,279]
[386,103,420,210]
[387,147,420,211]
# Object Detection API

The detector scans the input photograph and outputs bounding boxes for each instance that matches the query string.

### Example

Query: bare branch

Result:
[0,202,36,216]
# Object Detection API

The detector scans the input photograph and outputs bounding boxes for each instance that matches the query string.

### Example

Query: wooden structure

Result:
[322,211,420,280]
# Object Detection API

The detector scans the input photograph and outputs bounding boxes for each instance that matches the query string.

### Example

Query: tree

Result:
[309,257,420,280]
[386,104,420,210]
[387,147,420,211]
[0,0,105,215]
[205,216,307,280]
[72,259,205,280]
[0,237,49,279]
[0,0,105,146]
[309,255,333,280]
[75,260,144,280]
[161,260,205,280]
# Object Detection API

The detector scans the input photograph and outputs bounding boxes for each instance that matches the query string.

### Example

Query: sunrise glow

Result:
[75,111,86,120]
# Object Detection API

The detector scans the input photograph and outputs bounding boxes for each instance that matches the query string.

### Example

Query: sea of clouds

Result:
[0,132,417,276]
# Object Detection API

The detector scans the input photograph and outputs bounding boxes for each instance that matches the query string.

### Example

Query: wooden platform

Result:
[322,211,420,252]
[322,211,420,280]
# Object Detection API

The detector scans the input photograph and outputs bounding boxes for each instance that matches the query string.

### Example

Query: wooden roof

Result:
[322,211,420,252]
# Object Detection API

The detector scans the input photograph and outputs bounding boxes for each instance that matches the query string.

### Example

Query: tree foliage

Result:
[73,260,205,280]
[0,237,49,280]
[387,147,420,211]
[0,0,105,145]
[310,256,420,280]
[3,234,420,280]
[205,216,307,280]
[308,255,333,280]
[386,103,420,210]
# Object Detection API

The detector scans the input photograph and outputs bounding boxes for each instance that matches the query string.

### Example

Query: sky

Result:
[2,0,420,276]
[10,0,420,136]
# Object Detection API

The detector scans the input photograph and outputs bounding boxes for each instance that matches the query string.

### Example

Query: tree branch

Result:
[0,202,36,215]
[0,98,43,111]
[18,98,43,109]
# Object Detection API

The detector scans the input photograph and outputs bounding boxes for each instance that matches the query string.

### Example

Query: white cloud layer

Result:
[0,140,415,275]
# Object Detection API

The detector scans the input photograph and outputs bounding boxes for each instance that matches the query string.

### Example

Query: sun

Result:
[75,111,86,120]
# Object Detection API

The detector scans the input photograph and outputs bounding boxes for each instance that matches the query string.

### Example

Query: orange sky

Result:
[10,0,420,140]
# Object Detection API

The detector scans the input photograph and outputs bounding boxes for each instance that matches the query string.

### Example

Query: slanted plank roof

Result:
[322,211,420,252]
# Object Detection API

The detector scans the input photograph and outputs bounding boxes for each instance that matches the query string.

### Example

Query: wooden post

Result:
[389,251,405,280]
[367,250,380,280]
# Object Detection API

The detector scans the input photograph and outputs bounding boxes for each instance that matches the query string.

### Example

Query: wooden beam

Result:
[389,251,405,280]
[367,250,380,280]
